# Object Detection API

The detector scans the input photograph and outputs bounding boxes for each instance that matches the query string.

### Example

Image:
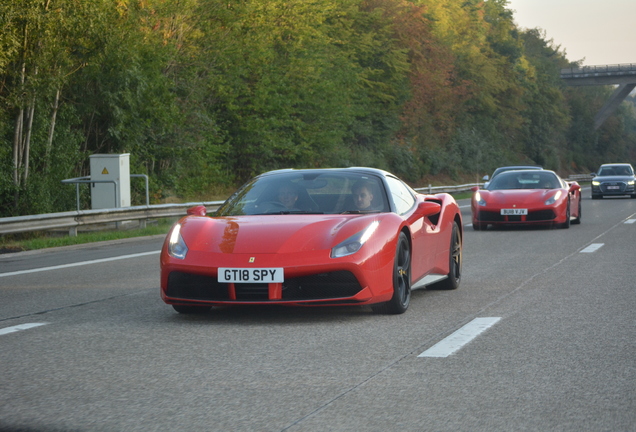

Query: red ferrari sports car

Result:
[161,167,463,314]
[471,169,581,230]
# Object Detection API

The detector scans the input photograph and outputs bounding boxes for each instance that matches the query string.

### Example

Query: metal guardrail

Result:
[0,176,592,237]
[414,182,482,194]
[0,201,224,237]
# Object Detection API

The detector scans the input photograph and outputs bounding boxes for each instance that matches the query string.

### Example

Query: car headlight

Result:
[628,180,635,186]
[331,220,379,258]
[544,190,562,205]
[168,224,188,259]
[475,191,486,206]
[592,181,600,186]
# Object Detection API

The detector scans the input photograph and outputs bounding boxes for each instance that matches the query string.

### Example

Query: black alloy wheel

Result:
[572,198,582,224]
[432,221,462,290]
[560,199,571,229]
[372,231,411,314]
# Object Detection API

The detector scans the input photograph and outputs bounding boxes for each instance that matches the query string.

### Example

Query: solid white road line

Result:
[418,317,501,358]
[580,243,604,253]
[0,250,160,278]
[0,322,49,336]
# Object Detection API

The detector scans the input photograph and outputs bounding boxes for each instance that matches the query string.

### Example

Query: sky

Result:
[505,0,636,66]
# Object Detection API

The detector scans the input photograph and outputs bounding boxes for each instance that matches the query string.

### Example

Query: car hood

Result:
[481,189,561,205]
[178,214,383,254]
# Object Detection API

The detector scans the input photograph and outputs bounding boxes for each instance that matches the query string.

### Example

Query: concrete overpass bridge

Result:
[560,64,636,129]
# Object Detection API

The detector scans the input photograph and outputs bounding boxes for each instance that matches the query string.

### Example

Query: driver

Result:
[277,183,300,210]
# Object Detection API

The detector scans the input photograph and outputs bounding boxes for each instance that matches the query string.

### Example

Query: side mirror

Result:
[187,205,207,216]
[569,183,581,193]
[590,173,597,177]
[482,175,489,181]
[415,201,441,217]
[471,186,480,192]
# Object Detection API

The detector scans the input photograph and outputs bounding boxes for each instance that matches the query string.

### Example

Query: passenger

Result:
[352,180,380,210]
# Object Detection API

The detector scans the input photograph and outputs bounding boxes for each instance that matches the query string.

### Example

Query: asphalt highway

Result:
[1,191,635,431]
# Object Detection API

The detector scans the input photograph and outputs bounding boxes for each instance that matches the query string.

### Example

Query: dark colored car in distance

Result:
[591,163,636,199]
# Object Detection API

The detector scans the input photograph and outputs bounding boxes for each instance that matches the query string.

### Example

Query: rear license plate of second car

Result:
[501,208,528,215]
[218,268,284,283]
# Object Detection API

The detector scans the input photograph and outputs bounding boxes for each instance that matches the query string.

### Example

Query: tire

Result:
[431,221,462,290]
[472,222,485,231]
[172,305,211,314]
[560,199,571,229]
[592,194,601,200]
[372,232,411,314]
[571,198,582,224]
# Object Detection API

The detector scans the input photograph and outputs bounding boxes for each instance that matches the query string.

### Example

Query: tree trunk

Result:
[45,87,61,172]
[23,94,36,184]
[13,110,24,187]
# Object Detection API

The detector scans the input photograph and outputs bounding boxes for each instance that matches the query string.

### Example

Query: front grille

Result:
[166,272,230,300]
[282,271,362,300]
[527,210,556,221]
[477,209,556,223]
[166,270,363,302]
[477,211,504,222]
[235,284,268,300]
[600,182,627,193]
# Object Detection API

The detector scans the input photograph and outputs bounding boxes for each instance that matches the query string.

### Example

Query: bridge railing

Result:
[561,63,636,77]
[0,175,592,237]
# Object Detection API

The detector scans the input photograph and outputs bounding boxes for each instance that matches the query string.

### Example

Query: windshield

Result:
[487,171,562,190]
[216,171,389,216]
[598,165,634,176]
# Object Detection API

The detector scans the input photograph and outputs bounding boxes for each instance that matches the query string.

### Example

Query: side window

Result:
[386,176,416,215]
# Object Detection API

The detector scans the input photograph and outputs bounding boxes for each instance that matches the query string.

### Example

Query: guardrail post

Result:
[69,226,78,237]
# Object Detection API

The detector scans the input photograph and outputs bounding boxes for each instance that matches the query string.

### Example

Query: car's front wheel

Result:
[431,221,462,290]
[372,232,411,314]
[572,198,582,224]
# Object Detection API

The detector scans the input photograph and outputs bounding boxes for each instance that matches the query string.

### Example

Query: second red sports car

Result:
[471,169,581,230]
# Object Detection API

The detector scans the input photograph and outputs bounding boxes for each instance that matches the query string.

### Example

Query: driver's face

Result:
[278,186,298,208]
[353,187,373,209]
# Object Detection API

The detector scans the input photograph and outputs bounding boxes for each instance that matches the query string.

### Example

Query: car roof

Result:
[260,167,393,178]
[496,168,558,176]
[599,163,633,167]
[492,165,542,174]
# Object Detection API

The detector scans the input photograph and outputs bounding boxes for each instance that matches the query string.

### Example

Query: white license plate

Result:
[501,208,528,215]
[607,186,620,190]
[218,268,284,283]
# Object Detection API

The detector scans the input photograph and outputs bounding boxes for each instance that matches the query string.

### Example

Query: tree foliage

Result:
[1,0,634,216]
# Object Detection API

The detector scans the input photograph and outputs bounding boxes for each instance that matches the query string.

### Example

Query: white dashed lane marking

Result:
[419,317,501,358]
[0,251,160,278]
[580,243,604,253]
[0,323,49,336]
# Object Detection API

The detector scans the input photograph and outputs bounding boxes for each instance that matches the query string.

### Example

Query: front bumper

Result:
[165,269,368,304]
[592,182,635,196]
[473,207,561,225]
